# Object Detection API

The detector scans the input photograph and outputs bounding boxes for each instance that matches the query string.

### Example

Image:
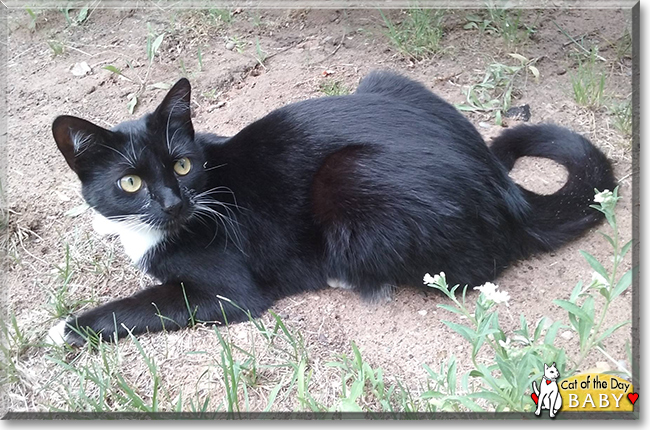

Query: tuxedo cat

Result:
[49,71,615,345]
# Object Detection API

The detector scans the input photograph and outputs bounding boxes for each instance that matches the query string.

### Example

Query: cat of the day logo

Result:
[531,363,637,418]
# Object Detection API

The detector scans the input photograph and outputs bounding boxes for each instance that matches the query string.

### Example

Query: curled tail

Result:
[490,124,616,254]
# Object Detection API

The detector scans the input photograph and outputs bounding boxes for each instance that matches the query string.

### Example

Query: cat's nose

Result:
[160,190,183,216]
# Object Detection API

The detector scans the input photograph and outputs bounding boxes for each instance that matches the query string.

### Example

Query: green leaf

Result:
[553,299,593,324]
[544,320,563,345]
[508,53,529,63]
[339,398,363,412]
[598,231,615,248]
[570,280,584,303]
[469,370,483,378]
[528,65,540,80]
[495,355,515,386]
[520,314,530,339]
[102,65,122,75]
[127,94,138,114]
[77,5,89,23]
[593,320,630,346]
[151,33,165,60]
[579,250,609,283]
[437,304,465,315]
[533,317,547,342]
[447,356,457,395]
[611,268,633,300]
[442,321,476,344]
[620,239,633,259]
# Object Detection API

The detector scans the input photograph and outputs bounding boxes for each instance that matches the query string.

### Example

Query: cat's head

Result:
[544,363,560,380]
[52,78,206,233]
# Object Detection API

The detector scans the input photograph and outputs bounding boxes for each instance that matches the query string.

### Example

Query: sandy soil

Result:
[1,6,635,413]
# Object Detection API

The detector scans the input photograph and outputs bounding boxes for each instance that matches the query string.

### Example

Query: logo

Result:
[532,362,562,418]
[531,363,637,416]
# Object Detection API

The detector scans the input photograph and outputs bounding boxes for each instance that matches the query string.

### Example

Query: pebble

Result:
[225,41,235,50]
[478,122,490,129]
[561,331,574,340]
[418,310,427,316]
[70,61,91,76]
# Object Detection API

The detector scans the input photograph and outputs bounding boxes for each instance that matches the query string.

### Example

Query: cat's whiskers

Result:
[192,201,246,254]
[203,163,228,171]
[98,143,137,168]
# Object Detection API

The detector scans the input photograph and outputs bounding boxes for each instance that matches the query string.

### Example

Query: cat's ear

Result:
[154,78,194,137]
[544,363,549,370]
[52,115,113,172]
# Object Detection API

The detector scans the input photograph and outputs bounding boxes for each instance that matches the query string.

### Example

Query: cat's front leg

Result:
[47,283,254,346]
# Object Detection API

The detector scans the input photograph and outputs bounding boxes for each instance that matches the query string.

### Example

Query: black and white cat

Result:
[48,71,615,345]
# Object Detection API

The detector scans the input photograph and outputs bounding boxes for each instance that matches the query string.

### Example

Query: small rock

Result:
[556,68,567,75]
[478,122,491,129]
[561,331,573,340]
[225,41,235,50]
[418,310,427,316]
[505,104,531,122]
[86,85,96,94]
[71,61,91,76]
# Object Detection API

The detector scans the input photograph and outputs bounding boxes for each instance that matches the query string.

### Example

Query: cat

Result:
[48,71,615,346]
[532,362,563,418]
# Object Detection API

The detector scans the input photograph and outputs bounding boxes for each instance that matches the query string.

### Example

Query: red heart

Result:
[628,393,638,405]
[531,393,538,405]
[546,380,551,385]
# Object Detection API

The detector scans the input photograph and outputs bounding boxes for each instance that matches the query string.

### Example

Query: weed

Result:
[319,80,350,96]
[25,8,38,31]
[226,36,246,54]
[613,28,632,61]
[47,40,65,57]
[456,54,539,124]
[381,8,446,60]
[423,187,633,411]
[465,2,536,46]
[253,37,268,69]
[60,4,90,26]
[609,99,632,137]
[209,9,233,25]
[570,48,606,109]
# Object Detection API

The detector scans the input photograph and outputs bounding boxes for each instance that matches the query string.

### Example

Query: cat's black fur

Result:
[51,71,615,345]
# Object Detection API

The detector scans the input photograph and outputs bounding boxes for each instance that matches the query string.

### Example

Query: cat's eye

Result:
[119,175,142,193]
[174,157,192,176]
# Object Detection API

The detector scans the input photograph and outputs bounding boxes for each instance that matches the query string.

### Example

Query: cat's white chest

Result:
[92,213,165,264]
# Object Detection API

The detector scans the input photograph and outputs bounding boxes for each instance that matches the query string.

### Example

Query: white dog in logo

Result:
[532,362,562,418]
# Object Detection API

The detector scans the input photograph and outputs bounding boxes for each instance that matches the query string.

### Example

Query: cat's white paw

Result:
[46,320,68,346]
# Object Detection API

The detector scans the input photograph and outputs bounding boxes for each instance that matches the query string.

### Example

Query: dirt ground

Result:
[1,6,635,414]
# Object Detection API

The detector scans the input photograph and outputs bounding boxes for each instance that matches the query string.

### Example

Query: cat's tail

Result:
[490,123,616,255]
[532,381,539,396]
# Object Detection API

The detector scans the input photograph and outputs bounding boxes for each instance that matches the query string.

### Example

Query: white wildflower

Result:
[491,290,511,306]
[594,189,613,204]
[474,281,498,296]
[423,272,445,286]
[474,282,511,306]
[591,271,610,287]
